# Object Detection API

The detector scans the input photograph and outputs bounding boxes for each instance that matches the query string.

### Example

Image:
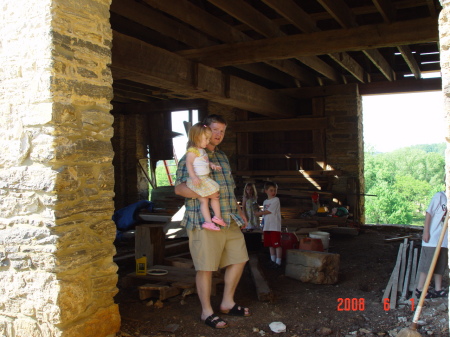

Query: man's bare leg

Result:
[219,261,250,315]
[197,270,227,327]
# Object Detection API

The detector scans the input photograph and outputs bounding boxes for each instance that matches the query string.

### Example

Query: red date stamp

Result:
[337,298,365,311]
[337,298,415,311]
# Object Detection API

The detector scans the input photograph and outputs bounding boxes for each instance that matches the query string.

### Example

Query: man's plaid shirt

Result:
[175,148,245,230]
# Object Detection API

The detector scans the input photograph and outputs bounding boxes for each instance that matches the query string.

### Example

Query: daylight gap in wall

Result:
[362,90,445,226]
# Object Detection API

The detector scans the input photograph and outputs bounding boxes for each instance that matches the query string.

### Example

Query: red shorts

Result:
[263,231,281,248]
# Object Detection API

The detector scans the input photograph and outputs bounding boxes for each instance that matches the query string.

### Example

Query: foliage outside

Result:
[364,143,445,226]
[148,160,177,199]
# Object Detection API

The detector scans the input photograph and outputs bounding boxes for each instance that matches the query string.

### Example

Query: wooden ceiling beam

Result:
[362,49,395,81]
[262,0,368,83]
[111,31,297,118]
[110,0,214,49]
[397,45,422,79]
[142,0,318,86]
[358,77,441,95]
[371,0,422,80]
[317,0,396,82]
[372,0,397,23]
[208,0,342,83]
[229,117,327,132]
[111,0,301,87]
[277,83,359,99]
[316,0,358,29]
[177,18,438,67]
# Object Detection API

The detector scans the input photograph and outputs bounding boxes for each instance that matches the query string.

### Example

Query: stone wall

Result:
[0,1,120,336]
[324,86,365,223]
[439,0,450,328]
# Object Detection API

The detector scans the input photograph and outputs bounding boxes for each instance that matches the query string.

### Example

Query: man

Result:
[174,114,251,329]
[415,190,448,299]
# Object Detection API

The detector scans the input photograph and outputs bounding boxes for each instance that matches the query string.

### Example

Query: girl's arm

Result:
[242,195,248,214]
[186,152,201,186]
[210,162,222,171]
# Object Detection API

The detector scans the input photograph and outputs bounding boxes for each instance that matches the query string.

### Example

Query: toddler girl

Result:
[185,123,227,231]
[242,183,260,231]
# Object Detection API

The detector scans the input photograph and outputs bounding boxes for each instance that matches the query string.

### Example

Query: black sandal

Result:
[220,303,252,317]
[203,314,228,329]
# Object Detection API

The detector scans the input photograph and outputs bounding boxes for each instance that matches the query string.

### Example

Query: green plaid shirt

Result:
[175,148,245,230]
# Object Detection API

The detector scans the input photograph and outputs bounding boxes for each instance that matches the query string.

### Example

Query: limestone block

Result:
[63,304,120,337]
[285,249,340,284]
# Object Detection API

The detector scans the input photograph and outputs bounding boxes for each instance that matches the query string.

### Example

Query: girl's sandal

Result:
[220,304,252,317]
[203,314,228,329]
[202,222,220,231]
[212,216,227,226]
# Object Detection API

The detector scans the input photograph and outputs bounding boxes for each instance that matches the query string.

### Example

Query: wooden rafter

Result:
[262,0,368,83]
[208,0,342,83]
[370,0,422,79]
[177,18,438,67]
[317,0,396,82]
[141,0,319,86]
[396,45,421,79]
[372,0,397,23]
[111,31,298,118]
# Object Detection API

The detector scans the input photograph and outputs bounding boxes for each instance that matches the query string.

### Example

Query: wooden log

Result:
[398,238,408,293]
[285,249,340,284]
[409,248,419,293]
[138,283,181,301]
[390,243,404,309]
[382,243,403,305]
[384,235,412,242]
[248,254,273,302]
[401,241,414,299]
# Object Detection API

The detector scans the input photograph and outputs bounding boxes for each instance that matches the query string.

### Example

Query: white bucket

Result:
[309,231,330,250]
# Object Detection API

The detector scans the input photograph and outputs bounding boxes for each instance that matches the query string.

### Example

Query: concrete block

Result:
[285,249,340,284]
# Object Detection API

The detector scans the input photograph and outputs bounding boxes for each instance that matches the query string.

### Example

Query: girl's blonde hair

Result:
[187,122,212,149]
[244,183,258,199]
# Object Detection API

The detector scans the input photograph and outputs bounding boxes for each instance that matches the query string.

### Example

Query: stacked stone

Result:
[0,0,120,336]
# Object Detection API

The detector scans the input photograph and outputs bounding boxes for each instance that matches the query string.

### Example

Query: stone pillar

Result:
[324,85,365,223]
[439,0,450,330]
[0,0,120,336]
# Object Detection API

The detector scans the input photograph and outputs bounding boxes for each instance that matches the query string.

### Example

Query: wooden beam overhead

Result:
[110,0,214,49]
[177,18,438,67]
[372,0,397,23]
[397,45,421,79]
[277,83,359,99]
[318,0,396,82]
[358,77,441,95]
[208,0,342,83]
[362,49,396,81]
[262,0,368,83]
[229,117,327,132]
[111,31,298,118]
[141,0,318,86]
[316,0,358,29]
[261,0,319,33]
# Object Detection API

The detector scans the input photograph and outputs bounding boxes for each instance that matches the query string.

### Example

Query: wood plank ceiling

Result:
[110,0,441,117]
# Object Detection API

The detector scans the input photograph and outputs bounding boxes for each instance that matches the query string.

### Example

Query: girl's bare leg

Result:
[199,197,212,223]
[210,197,222,219]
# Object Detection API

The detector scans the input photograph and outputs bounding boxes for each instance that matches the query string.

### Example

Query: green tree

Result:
[364,143,445,225]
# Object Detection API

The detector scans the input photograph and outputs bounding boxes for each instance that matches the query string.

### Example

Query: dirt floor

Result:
[114,226,449,337]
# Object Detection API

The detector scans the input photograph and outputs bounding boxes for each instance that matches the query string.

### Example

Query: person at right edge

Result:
[174,114,251,329]
[415,190,448,299]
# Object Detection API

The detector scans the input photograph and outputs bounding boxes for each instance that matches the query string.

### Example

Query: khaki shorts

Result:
[418,246,448,275]
[187,219,249,271]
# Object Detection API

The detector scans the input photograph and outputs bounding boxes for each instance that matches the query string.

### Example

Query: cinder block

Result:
[285,249,340,284]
